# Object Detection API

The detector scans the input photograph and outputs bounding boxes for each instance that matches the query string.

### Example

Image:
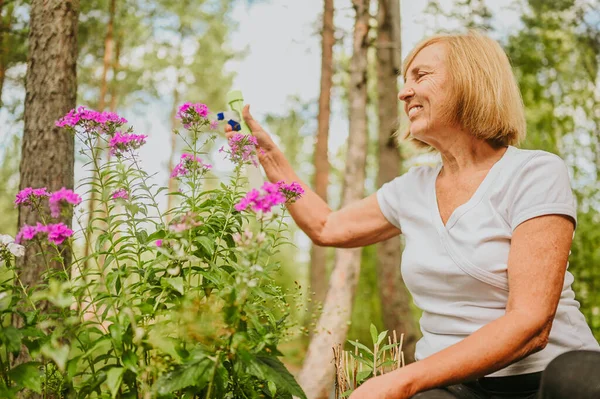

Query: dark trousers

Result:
[411,350,600,399]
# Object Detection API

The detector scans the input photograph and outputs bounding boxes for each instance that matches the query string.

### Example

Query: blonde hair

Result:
[401,31,526,149]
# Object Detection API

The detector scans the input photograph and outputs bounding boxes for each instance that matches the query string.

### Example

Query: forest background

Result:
[1,0,599,387]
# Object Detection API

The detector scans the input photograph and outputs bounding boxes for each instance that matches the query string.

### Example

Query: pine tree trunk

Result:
[298,1,370,397]
[308,0,334,332]
[18,0,78,304]
[375,0,419,362]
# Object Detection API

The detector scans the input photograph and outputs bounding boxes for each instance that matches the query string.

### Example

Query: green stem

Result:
[210,167,243,265]
[205,351,222,399]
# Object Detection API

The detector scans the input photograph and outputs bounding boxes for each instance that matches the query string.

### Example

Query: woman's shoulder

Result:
[508,146,567,169]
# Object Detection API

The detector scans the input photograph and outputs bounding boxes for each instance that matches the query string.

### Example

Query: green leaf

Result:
[356,369,372,383]
[194,236,215,258]
[267,380,277,397]
[135,230,149,244]
[163,277,184,295]
[248,356,307,399]
[376,330,388,347]
[154,357,212,395]
[106,367,125,398]
[41,343,69,372]
[8,362,42,393]
[1,326,22,354]
[347,340,373,357]
[122,351,139,373]
[370,324,378,345]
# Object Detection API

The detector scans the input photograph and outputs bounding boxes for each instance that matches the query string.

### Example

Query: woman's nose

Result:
[398,86,414,102]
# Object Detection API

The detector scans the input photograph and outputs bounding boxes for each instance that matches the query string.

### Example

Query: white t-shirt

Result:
[376,145,600,377]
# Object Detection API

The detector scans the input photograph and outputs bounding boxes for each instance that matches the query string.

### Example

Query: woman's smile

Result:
[408,105,424,119]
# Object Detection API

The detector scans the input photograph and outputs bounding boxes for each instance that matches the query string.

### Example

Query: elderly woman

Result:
[225,31,600,398]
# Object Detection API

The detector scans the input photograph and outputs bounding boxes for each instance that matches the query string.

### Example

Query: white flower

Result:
[7,243,25,258]
[250,264,263,273]
[0,235,14,246]
[247,278,259,288]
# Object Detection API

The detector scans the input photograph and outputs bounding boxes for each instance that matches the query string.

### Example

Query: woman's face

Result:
[399,43,455,145]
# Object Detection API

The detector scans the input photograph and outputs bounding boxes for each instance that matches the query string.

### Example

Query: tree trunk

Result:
[18,0,78,302]
[98,0,115,112]
[84,0,115,263]
[0,0,9,107]
[375,0,419,362]
[166,79,181,221]
[107,31,121,160]
[308,0,334,332]
[298,1,370,397]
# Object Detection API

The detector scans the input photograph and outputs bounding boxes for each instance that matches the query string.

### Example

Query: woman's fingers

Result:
[242,104,263,132]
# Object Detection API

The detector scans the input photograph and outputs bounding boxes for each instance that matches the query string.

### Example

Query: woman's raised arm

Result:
[226,105,401,248]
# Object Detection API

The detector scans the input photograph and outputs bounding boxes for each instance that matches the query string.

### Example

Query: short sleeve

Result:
[376,176,405,230]
[508,152,577,231]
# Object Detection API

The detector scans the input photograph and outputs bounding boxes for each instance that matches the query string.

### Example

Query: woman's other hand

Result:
[348,372,413,399]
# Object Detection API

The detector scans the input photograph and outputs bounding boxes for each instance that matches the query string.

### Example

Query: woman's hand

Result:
[348,372,413,399]
[224,104,278,161]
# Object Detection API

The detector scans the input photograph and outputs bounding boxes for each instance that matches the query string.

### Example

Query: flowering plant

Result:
[0,102,307,398]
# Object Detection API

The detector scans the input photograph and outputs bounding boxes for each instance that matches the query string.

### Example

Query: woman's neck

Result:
[435,133,507,176]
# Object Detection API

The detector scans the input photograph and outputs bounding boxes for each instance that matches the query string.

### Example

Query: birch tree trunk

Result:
[308,0,334,330]
[18,0,78,301]
[84,0,116,263]
[375,0,419,362]
[298,1,370,397]
[0,0,8,107]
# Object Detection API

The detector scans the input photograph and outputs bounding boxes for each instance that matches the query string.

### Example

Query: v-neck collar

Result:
[431,146,516,231]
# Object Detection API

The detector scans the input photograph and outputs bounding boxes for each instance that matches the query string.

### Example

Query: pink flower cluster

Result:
[16,222,74,245]
[277,181,305,203]
[49,188,82,218]
[170,153,212,178]
[108,131,148,156]
[14,187,50,206]
[221,133,259,166]
[55,106,127,129]
[234,182,286,213]
[168,211,203,233]
[111,189,129,200]
[177,102,210,129]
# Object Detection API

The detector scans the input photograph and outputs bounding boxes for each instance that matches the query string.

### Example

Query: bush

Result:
[0,104,307,398]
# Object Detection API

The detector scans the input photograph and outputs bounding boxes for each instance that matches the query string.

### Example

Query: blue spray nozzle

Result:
[228,120,241,131]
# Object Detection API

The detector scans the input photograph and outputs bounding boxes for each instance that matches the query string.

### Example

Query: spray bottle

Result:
[221,90,264,190]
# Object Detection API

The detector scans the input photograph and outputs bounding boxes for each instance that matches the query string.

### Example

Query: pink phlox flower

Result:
[277,181,305,203]
[155,239,163,247]
[55,106,127,129]
[111,189,129,200]
[170,153,212,178]
[14,187,50,206]
[235,182,286,214]
[48,187,82,218]
[15,224,40,243]
[210,120,219,130]
[177,102,210,129]
[46,223,74,245]
[168,211,203,233]
[108,131,148,156]
[15,222,72,245]
[226,133,259,166]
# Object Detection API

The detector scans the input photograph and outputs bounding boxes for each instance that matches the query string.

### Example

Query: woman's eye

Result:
[417,73,427,80]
